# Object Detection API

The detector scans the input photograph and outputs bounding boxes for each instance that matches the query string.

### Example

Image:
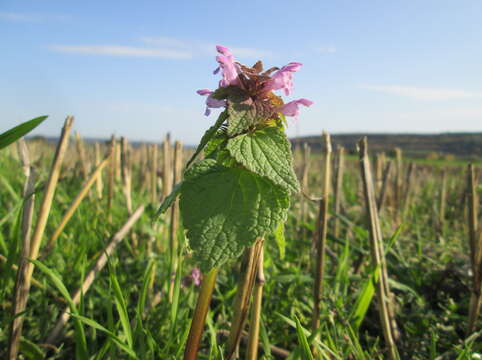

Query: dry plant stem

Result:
[46,206,145,344]
[466,164,481,335]
[375,153,386,193]
[401,163,416,217]
[439,169,447,229]
[75,131,90,180]
[140,144,149,194]
[115,141,122,181]
[150,144,158,203]
[8,147,36,359]
[394,148,403,222]
[246,246,265,360]
[226,239,264,359]
[184,267,219,360]
[107,135,116,220]
[377,161,392,212]
[121,137,133,214]
[168,141,183,302]
[163,134,173,199]
[44,154,110,255]
[333,146,345,239]
[8,116,74,360]
[94,142,104,199]
[311,132,332,342]
[358,137,399,360]
[300,143,311,228]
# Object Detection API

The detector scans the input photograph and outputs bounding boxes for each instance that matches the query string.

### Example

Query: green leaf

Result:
[156,182,182,217]
[30,259,89,358]
[226,99,273,137]
[69,313,137,359]
[226,126,300,193]
[180,159,290,270]
[186,111,228,168]
[273,222,286,259]
[0,116,47,150]
[294,315,315,360]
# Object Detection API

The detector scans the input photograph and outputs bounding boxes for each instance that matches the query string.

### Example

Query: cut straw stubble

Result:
[45,205,145,344]
[358,137,399,360]
[42,153,111,257]
[8,116,74,360]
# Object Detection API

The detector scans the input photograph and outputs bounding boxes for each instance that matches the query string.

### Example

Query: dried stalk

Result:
[107,135,116,220]
[311,132,332,340]
[150,144,158,203]
[246,245,265,360]
[44,154,110,255]
[46,206,145,344]
[394,147,403,221]
[358,137,399,360]
[401,162,416,216]
[377,161,392,212]
[163,134,173,199]
[8,116,74,360]
[438,169,447,230]
[300,143,311,227]
[121,137,133,214]
[94,142,104,199]
[184,267,219,360]
[8,140,37,359]
[75,131,90,180]
[333,146,345,239]
[226,239,264,359]
[466,164,480,335]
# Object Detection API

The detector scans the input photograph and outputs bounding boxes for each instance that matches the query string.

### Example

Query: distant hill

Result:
[29,132,482,161]
[291,133,482,160]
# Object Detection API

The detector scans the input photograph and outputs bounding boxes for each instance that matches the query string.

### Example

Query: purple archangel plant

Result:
[158,45,312,271]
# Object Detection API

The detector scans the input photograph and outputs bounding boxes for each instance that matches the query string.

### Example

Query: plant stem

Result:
[8,116,74,360]
[226,239,264,359]
[246,245,265,360]
[44,154,110,256]
[46,206,145,344]
[358,137,399,360]
[312,132,332,341]
[466,164,480,335]
[184,267,219,360]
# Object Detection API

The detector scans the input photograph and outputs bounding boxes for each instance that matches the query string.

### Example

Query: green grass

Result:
[0,140,480,359]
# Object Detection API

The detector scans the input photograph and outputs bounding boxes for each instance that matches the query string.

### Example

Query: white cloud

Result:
[359,84,482,101]
[140,36,191,49]
[141,37,273,59]
[0,11,68,23]
[315,45,337,54]
[48,44,192,59]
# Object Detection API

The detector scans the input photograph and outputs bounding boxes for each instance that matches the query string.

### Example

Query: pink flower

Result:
[214,45,239,87]
[191,268,202,286]
[263,62,302,96]
[197,89,226,116]
[278,98,313,118]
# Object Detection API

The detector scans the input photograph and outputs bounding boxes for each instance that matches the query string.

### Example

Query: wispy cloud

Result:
[315,45,337,54]
[0,11,68,23]
[359,84,482,101]
[141,36,274,59]
[48,44,192,59]
[48,36,272,60]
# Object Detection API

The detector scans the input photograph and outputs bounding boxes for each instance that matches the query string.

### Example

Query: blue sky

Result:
[1,0,482,144]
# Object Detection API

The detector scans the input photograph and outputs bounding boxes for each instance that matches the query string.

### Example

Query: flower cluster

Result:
[198,45,313,120]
